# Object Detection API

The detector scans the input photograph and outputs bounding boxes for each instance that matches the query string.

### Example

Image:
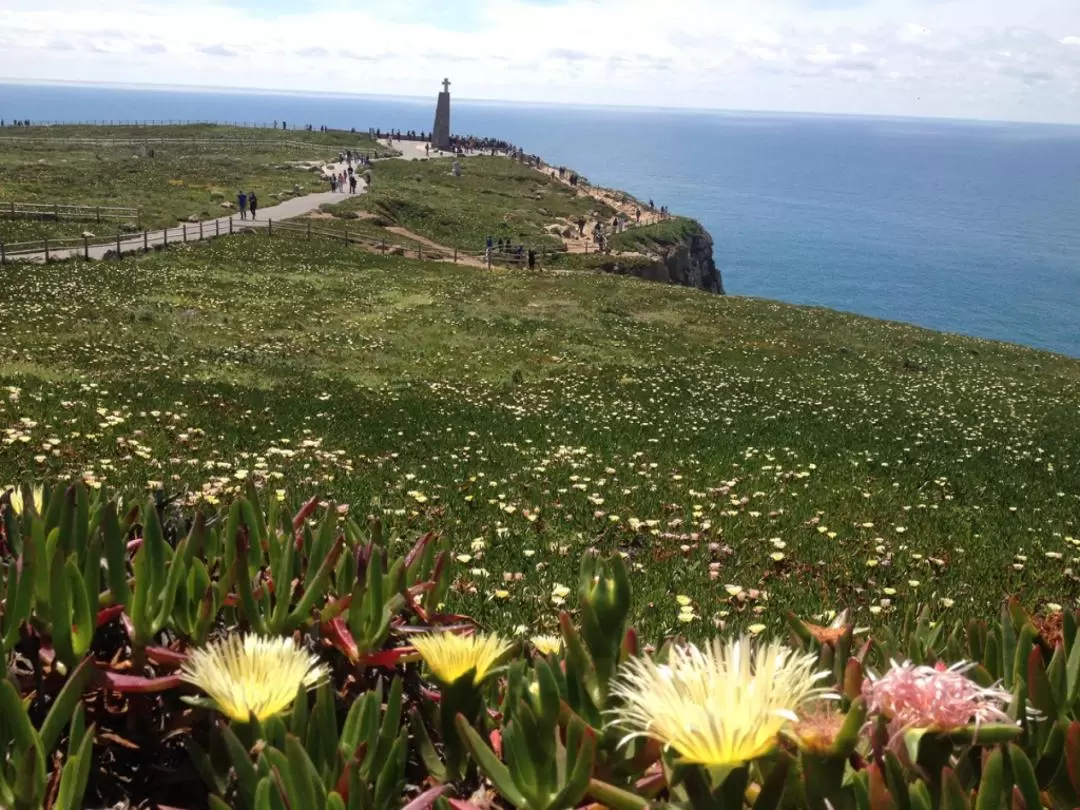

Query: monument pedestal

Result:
[432,78,452,152]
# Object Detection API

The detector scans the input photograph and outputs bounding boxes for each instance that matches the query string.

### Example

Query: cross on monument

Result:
[442,78,451,94]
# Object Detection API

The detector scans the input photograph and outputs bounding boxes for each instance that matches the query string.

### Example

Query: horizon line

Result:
[1,76,1079,130]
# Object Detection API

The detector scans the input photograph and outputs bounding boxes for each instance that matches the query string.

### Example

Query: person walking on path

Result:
[330,175,338,193]
[248,192,258,220]
[237,191,248,220]
[348,174,357,194]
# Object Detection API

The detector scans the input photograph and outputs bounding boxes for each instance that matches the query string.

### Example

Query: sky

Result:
[1,0,1079,124]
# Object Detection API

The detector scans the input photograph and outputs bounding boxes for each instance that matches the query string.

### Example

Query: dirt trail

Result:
[382,226,487,268]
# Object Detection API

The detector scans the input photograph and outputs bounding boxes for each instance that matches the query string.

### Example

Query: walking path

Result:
[3,149,668,265]
[5,161,359,262]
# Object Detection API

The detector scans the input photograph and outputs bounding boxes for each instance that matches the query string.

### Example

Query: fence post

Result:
[84,235,90,259]
[0,242,4,266]
[116,232,121,258]
[96,206,101,223]
[44,238,49,262]
[418,245,423,260]
[307,221,311,240]
[8,202,13,217]
[229,218,233,235]
[268,219,272,237]
[144,231,149,252]
[454,248,457,262]
[53,203,58,220]
[216,220,220,237]
[344,230,348,245]
[183,224,187,242]
[199,221,204,240]
[164,227,168,247]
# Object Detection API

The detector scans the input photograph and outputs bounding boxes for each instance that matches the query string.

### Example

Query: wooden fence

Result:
[0,216,545,268]
[0,201,139,225]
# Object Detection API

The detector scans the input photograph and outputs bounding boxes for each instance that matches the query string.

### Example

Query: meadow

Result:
[324,156,616,252]
[2,235,1078,641]
[0,125,385,243]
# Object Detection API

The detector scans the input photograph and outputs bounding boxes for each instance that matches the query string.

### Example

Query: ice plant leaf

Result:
[610,635,834,767]
[179,634,329,722]
[454,713,529,808]
[974,747,1004,810]
[1006,744,1039,810]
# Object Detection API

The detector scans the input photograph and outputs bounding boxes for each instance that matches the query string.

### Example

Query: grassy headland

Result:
[318,156,617,252]
[0,125,385,243]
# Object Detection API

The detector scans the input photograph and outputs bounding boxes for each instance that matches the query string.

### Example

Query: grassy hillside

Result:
[0,125,385,243]
[325,156,616,251]
[2,235,1078,639]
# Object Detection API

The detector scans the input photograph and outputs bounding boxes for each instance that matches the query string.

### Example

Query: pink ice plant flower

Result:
[862,659,1014,741]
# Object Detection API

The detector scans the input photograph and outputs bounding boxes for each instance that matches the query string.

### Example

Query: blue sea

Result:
[2,82,1079,357]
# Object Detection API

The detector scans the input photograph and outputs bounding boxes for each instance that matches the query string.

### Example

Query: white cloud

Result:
[0,0,1078,123]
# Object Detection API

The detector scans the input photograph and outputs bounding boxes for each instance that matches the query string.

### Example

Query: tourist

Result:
[577,217,586,237]
[485,235,493,260]
[636,208,641,224]
[349,174,357,194]
[282,121,287,130]
[528,249,536,271]
[237,191,247,220]
[248,192,258,220]
[330,175,337,193]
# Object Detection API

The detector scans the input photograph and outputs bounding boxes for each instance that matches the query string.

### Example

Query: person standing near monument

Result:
[248,192,258,220]
[237,191,247,220]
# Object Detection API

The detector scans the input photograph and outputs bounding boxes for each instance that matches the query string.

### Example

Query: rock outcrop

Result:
[598,219,725,295]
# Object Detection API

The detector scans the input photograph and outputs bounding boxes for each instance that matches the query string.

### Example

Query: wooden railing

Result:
[0,201,139,224]
[0,216,551,267]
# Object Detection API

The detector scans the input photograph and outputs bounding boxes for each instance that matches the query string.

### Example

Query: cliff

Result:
[604,217,725,295]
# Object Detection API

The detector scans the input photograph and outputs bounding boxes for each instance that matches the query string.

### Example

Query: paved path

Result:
[377,139,455,161]
[6,161,361,262]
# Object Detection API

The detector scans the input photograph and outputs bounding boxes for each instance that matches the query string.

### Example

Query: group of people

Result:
[338,149,372,166]
[330,169,358,194]
[485,236,537,270]
[235,191,259,220]
[2,120,32,127]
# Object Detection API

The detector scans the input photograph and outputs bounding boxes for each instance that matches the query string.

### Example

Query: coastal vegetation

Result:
[0,125,384,243]
[318,156,616,252]
[1,124,1079,808]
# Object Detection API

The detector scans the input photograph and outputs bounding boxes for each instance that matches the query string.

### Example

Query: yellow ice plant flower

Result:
[179,634,329,722]
[531,635,564,656]
[5,485,44,516]
[611,636,834,767]
[412,631,512,685]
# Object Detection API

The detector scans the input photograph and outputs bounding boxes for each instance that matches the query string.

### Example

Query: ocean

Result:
[2,82,1079,357]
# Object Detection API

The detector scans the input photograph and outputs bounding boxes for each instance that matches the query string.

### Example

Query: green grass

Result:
[329,156,616,252]
[2,123,386,148]
[2,236,1079,640]
[608,216,702,253]
[0,125,386,244]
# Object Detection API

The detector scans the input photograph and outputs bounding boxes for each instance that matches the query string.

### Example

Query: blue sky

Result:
[1,0,1078,123]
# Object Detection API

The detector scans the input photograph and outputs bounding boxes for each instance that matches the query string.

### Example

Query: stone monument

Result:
[432,78,452,152]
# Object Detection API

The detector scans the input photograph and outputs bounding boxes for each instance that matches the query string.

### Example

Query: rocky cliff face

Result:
[601,219,725,295]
